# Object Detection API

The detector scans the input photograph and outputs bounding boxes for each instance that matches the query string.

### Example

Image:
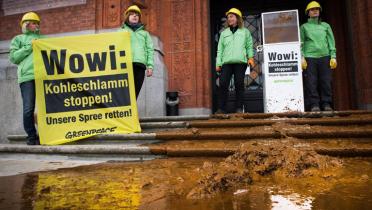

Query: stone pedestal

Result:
[136,36,168,117]
[0,40,24,143]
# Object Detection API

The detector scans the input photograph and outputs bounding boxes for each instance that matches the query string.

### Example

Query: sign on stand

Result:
[261,10,304,113]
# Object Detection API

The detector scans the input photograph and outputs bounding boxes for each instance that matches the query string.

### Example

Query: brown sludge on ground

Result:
[187,141,343,199]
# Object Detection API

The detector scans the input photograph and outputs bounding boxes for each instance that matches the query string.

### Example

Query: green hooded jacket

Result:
[300,18,336,59]
[9,31,44,83]
[119,24,154,69]
[216,27,254,67]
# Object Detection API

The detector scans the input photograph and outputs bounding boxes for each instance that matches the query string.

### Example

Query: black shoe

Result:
[235,108,243,113]
[310,106,321,112]
[323,104,333,111]
[26,139,36,145]
[215,109,225,114]
[26,136,40,146]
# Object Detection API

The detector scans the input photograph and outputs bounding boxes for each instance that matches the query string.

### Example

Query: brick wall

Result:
[2,0,86,16]
[0,0,97,40]
[0,0,159,40]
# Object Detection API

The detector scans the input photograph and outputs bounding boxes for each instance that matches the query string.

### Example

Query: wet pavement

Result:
[1,111,371,209]
[0,156,371,210]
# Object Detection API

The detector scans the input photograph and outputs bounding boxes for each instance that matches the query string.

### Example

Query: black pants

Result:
[133,62,146,99]
[218,63,246,111]
[20,80,37,140]
[303,56,332,109]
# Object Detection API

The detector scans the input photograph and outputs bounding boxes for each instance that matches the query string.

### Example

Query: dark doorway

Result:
[210,0,329,113]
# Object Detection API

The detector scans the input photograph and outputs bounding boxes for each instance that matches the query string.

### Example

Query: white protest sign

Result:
[261,10,304,113]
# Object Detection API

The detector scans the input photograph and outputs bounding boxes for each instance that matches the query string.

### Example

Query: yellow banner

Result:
[33,32,141,145]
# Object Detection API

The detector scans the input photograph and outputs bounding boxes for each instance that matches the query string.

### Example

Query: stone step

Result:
[212,110,372,119]
[7,121,187,142]
[157,129,372,140]
[140,121,188,132]
[139,115,210,122]
[2,143,371,158]
[189,118,372,128]
[10,128,370,144]
[0,144,150,154]
[7,133,157,143]
[0,144,160,162]
[151,146,372,157]
[138,110,371,122]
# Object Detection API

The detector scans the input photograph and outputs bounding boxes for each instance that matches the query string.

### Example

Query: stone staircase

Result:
[1,115,206,161]
[1,110,372,161]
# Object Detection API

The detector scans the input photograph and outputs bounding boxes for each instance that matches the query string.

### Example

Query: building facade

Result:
[1,0,371,114]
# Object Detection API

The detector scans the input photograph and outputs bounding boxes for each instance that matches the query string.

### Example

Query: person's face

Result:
[227,13,238,27]
[27,21,39,32]
[128,12,140,24]
[308,8,320,18]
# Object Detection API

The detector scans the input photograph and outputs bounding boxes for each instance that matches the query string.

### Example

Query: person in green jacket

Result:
[300,1,337,112]
[215,8,255,114]
[119,5,154,99]
[9,12,44,145]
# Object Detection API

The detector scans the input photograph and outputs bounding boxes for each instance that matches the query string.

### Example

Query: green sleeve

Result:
[326,24,337,58]
[216,34,224,67]
[245,29,254,58]
[9,36,32,65]
[300,25,305,57]
[145,32,154,69]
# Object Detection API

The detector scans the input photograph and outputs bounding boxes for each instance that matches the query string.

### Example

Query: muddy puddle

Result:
[0,155,371,209]
[1,113,371,209]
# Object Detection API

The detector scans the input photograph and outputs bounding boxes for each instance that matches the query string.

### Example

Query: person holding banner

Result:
[119,5,154,99]
[300,1,337,112]
[215,8,255,114]
[9,12,44,145]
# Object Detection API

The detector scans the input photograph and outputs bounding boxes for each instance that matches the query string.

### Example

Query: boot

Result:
[323,104,333,111]
[215,109,225,114]
[310,106,321,112]
[235,108,244,113]
[26,136,40,146]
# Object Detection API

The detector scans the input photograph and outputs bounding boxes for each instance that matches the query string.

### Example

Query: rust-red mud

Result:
[0,156,371,209]
[0,111,371,209]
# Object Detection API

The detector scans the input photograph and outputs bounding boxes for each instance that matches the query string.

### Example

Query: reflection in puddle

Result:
[0,158,371,210]
[34,172,140,209]
[270,193,314,210]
